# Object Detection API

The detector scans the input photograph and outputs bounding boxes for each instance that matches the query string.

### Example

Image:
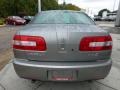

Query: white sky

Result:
[58,0,120,15]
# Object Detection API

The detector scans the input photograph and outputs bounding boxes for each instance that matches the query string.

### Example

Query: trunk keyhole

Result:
[72,49,74,51]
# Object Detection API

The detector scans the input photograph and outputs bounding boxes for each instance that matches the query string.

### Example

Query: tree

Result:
[64,4,80,11]
[41,0,59,10]
[0,0,59,17]
[16,0,38,16]
[98,9,110,17]
[0,0,38,17]
[59,3,81,11]
[0,0,81,17]
[0,0,15,17]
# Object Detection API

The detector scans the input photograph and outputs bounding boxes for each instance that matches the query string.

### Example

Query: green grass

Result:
[0,18,5,25]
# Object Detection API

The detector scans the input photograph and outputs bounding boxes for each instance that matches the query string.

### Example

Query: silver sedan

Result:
[13,10,112,82]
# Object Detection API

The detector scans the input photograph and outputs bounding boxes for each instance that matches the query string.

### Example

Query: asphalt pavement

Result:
[0,24,120,90]
[0,26,22,53]
[0,26,23,70]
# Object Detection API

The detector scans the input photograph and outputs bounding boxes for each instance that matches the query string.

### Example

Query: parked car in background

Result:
[13,10,112,82]
[107,13,116,21]
[101,16,109,21]
[5,16,26,25]
[101,13,116,21]
[23,16,34,24]
[94,15,102,21]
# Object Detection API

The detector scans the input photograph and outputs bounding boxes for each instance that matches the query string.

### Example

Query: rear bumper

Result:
[13,59,112,81]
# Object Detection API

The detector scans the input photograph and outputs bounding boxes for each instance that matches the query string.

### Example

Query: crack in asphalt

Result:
[0,82,6,90]
[29,80,119,90]
[95,81,118,90]
[32,81,45,90]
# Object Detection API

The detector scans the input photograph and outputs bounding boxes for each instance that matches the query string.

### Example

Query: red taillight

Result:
[79,35,112,51]
[13,35,47,51]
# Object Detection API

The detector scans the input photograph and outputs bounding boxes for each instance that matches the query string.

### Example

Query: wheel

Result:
[88,80,93,83]
[6,21,8,25]
[31,79,37,83]
[13,22,16,26]
[24,22,26,25]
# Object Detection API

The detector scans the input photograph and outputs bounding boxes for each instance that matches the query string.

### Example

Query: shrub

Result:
[0,18,5,25]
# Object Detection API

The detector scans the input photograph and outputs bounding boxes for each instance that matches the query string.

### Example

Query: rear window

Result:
[13,16,22,19]
[32,11,95,25]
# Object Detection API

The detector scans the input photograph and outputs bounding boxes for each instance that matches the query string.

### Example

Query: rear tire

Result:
[31,79,37,83]
[13,22,16,26]
[88,80,93,83]
[6,21,8,25]
[24,22,26,25]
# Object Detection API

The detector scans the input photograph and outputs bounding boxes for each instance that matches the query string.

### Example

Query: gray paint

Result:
[13,11,112,81]
[13,59,112,81]
[14,24,111,62]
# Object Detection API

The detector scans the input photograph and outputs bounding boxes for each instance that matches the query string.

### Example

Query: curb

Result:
[0,24,6,27]
[98,25,114,27]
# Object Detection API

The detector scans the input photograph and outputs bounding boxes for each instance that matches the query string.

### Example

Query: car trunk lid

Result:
[13,24,112,62]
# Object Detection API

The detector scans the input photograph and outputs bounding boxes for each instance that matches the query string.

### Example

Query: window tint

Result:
[13,16,21,19]
[32,11,95,25]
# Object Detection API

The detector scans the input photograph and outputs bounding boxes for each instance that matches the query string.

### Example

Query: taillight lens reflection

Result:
[79,35,112,51]
[13,35,47,51]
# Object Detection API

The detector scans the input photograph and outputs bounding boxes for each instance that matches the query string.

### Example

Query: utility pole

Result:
[38,0,41,13]
[113,0,116,11]
[63,0,66,9]
[63,0,65,5]
[115,0,120,27]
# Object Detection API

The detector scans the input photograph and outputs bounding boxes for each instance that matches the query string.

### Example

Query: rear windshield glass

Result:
[32,11,95,25]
